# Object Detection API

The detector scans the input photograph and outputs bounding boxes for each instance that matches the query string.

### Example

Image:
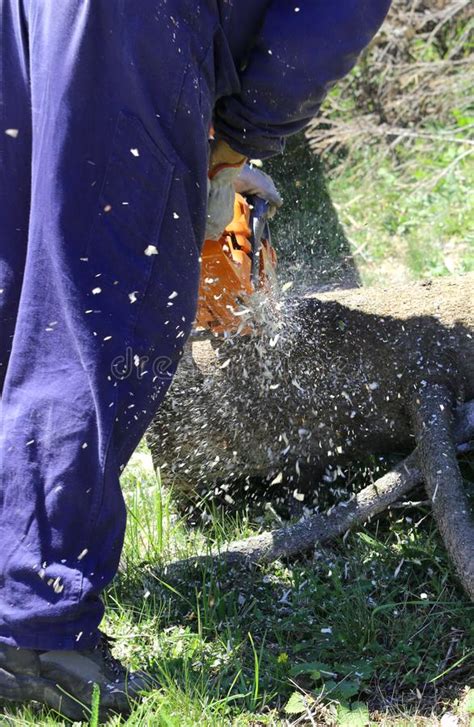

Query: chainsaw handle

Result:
[247,195,271,287]
[249,195,270,223]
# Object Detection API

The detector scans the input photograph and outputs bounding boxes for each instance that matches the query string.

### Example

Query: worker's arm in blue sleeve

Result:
[214,0,392,159]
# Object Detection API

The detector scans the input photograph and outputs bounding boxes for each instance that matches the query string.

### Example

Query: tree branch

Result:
[412,386,474,601]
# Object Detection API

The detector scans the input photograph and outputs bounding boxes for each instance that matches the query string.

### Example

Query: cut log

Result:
[148,274,474,504]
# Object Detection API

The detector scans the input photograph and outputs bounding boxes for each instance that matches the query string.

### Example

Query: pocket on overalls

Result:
[83,111,177,336]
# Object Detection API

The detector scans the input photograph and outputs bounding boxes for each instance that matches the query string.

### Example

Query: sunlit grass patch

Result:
[328,137,473,285]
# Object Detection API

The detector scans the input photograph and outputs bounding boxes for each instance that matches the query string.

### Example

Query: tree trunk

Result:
[148,274,473,502]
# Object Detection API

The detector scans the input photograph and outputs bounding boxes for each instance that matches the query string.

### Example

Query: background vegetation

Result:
[268,0,473,288]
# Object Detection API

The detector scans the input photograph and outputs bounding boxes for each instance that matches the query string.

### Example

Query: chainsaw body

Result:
[196,194,277,336]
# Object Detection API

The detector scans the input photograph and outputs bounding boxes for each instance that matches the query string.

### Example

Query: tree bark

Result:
[412,384,474,600]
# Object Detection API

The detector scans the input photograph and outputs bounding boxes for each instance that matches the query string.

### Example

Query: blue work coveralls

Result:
[0,0,390,650]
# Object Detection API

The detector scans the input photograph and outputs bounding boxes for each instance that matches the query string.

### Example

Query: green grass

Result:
[328,136,474,285]
[266,130,473,291]
[3,450,472,726]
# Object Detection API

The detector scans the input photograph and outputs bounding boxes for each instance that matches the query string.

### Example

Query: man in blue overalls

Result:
[0,0,391,718]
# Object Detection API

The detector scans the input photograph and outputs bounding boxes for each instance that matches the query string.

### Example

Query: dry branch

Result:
[412,384,474,599]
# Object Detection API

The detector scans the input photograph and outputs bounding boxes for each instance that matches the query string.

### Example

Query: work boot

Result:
[0,632,151,721]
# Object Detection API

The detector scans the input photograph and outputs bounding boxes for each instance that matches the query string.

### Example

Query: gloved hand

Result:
[234,164,283,217]
[205,140,283,240]
[205,140,246,241]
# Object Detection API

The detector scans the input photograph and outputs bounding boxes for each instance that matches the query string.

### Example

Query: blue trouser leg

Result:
[0,0,216,650]
[0,0,31,393]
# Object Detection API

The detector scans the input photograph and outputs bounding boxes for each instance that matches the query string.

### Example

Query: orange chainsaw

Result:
[195,194,278,337]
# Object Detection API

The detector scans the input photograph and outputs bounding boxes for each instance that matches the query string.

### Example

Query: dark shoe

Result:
[0,632,151,721]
